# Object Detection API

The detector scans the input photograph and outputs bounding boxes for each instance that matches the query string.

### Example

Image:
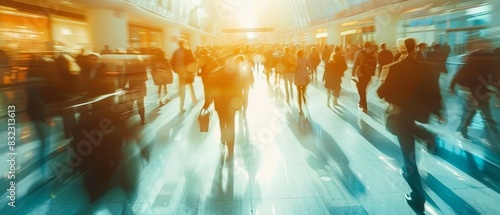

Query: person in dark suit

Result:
[80,52,115,107]
[377,43,393,77]
[377,38,445,213]
[415,43,428,61]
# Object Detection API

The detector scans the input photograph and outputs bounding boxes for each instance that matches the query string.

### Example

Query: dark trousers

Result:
[135,98,145,121]
[457,92,500,143]
[356,76,371,109]
[387,112,434,206]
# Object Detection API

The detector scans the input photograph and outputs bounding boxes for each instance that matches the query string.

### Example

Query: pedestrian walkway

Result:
[1,70,499,215]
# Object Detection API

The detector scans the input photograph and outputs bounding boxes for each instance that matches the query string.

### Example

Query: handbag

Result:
[198,109,210,132]
[152,63,173,85]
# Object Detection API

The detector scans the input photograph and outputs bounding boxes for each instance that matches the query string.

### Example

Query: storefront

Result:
[340,25,375,48]
[399,2,491,55]
[129,23,163,53]
[0,9,51,52]
[51,17,90,55]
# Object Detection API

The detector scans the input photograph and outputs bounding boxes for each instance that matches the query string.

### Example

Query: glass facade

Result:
[401,2,491,54]
[125,0,215,33]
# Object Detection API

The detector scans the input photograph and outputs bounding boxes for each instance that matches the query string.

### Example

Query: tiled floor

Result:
[1,64,500,215]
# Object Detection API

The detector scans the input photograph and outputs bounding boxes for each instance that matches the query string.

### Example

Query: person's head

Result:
[334,46,341,53]
[396,38,407,59]
[311,47,316,52]
[296,49,304,58]
[380,43,387,50]
[154,49,165,60]
[363,41,373,53]
[418,43,427,51]
[104,45,109,49]
[232,47,240,55]
[404,38,417,54]
[284,46,290,54]
[178,39,188,49]
[86,52,101,67]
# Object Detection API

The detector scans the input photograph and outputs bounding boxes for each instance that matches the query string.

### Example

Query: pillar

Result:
[327,25,340,45]
[163,27,181,59]
[190,33,201,49]
[374,14,399,50]
[306,31,316,45]
[87,9,128,52]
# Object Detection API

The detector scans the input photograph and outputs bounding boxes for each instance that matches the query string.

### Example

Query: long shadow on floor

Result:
[284,111,367,198]
[425,174,483,215]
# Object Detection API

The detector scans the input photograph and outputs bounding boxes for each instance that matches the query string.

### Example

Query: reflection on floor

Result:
[1,65,500,215]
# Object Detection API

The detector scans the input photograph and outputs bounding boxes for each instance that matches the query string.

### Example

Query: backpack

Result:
[360,50,377,76]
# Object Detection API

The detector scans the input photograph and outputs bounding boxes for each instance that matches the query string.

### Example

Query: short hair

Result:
[380,43,386,49]
[334,46,341,52]
[284,46,290,53]
[311,47,316,51]
[178,39,186,47]
[404,38,417,53]
[296,49,304,58]
[363,41,371,48]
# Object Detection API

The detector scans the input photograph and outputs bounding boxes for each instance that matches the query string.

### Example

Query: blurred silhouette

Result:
[449,39,500,146]
[151,49,173,107]
[309,46,321,81]
[172,40,198,113]
[125,56,148,124]
[294,49,312,115]
[278,46,296,103]
[0,49,9,85]
[204,55,246,166]
[26,55,65,177]
[377,38,444,213]
[323,46,347,107]
[352,41,376,113]
[377,43,393,77]
[197,48,219,110]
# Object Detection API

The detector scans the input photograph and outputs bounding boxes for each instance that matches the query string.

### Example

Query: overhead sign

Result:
[222,27,274,33]
[409,18,433,27]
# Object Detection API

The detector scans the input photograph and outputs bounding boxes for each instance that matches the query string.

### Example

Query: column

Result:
[326,25,340,45]
[87,9,128,52]
[489,0,500,47]
[374,14,399,50]
[190,33,201,49]
[163,27,181,59]
[306,31,316,45]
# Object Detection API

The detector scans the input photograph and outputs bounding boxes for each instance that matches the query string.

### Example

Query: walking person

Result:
[377,38,444,213]
[151,49,173,106]
[279,46,296,103]
[294,49,312,115]
[323,46,347,107]
[125,56,148,125]
[172,39,198,114]
[449,39,500,146]
[377,43,393,77]
[309,46,321,81]
[352,41,377,113]
[197,48,218,109]
[205,55,246,166]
